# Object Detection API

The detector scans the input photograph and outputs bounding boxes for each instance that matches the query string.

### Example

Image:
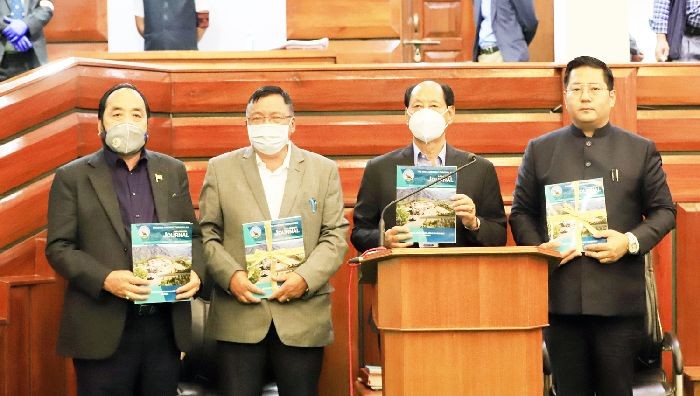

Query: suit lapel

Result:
[87,150,128,247]
[241,147,272,219]
[278,145,305,219]
[146,152,170,222]
[399,144,414,166]
[445,144,470,167]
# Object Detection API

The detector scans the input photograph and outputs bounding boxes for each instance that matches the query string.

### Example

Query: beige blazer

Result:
[199,144,349,347]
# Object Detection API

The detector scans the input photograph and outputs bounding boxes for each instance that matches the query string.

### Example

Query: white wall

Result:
[554,0,630,63]
[107,0,287,52]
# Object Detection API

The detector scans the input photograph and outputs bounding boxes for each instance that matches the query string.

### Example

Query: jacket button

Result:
[585,140,592,147]
[585,161,592,167]
[123,248,128,252]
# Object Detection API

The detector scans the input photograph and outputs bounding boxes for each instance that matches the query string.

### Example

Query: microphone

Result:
[377,155,478,247]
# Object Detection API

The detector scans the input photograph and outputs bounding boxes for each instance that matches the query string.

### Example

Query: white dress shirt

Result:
[255,143,292,220]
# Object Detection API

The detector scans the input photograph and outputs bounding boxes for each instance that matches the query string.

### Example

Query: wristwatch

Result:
[625,232,640,255]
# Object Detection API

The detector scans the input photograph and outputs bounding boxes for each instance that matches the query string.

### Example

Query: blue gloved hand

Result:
[2,17,28,42]
[11,35,32,52]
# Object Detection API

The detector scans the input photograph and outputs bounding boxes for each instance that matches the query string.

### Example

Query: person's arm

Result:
[198,158,245,291]
[24,0,53,38]
[650,0,672,61]
[293,163,349,296]
[45,167,114,299]
[470,160,507,246]
[176,161,205,287]
[509,140,547,246]
[135,16,145,37]
[351,159,382,252]
[512,0,538,44]
[631,141,676,253]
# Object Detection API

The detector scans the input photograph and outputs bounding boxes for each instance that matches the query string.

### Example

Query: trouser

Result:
[477,50,504,63]
[217,323,325,396]
[73,305,180,396]
[0,51,38,81]
[546,314,644,396]
[680,34,700,61]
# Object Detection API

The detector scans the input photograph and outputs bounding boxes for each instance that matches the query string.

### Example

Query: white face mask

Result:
[103,122,148,155]
[408,108,448,143]
[247,123,290,155]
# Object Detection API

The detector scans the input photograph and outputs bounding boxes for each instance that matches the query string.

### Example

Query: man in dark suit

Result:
[46,83,204,395]
[472,0,538,62]
[509,56,676,395]
[0,0,53,81]
[351,80,507,254]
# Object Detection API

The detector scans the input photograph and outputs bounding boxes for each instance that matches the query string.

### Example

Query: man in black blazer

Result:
[46,83,204,395]
[510,56,676,395]
[351,80,507,254]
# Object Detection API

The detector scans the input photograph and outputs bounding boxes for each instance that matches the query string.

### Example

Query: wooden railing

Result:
[1,59,699,395]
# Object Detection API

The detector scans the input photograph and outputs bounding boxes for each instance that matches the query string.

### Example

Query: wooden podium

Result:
[362,247,558,396]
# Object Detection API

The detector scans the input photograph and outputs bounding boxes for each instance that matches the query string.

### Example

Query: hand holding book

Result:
[582,229,630,264]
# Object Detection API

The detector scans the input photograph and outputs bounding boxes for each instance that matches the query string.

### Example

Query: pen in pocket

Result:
[309,198,317,213]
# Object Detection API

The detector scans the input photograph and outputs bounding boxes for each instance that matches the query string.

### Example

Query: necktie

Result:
[10,0,24,19]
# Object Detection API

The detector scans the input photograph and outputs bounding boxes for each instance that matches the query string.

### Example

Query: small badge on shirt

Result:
[155,173,163,183]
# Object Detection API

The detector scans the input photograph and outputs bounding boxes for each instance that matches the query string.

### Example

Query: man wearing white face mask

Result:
[46,83,204,395]
[352,80,507,254]
[199,86,348,395]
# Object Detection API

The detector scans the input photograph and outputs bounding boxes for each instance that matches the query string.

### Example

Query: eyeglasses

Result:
[407,104,448,115]
[246,115,293,125]
[565,85,610,97]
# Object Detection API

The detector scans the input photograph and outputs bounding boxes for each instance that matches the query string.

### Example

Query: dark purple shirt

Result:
[103,148,158,238]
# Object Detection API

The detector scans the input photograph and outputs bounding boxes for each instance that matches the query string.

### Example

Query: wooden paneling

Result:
[47,43,109,62]
[287,0,401,39]
[609,68,637,132]
[44,0,107,42]
[423,2,462,37]
[0,114,79,195]
[637,66,700,106]
[676,204,700,366]
[637,110,700,152]
[0,177,52,248]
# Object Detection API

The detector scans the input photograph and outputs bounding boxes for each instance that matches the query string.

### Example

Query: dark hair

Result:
[97,83,151,121]
[403,82,455,108]
[246,85,294,115]
[564,56,615,90]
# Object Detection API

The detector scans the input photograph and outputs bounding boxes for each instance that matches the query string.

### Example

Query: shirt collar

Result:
[413,141,446,166]
[103,146,148,169]
[569,122,612,138]
[255,142,292,172]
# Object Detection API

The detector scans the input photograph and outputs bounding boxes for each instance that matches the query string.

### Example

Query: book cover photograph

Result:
[131,222,193,304]
[242,216,305,298]
[395,165,457,244]
[545,178,608,253]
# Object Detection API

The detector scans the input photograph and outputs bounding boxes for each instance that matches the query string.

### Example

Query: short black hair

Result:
[246,85,294,115]
[97,83,151,121]
[403,82,455,108]
[564,56,615,90]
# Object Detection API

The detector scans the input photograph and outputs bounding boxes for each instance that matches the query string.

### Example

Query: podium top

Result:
[360,246,560,264]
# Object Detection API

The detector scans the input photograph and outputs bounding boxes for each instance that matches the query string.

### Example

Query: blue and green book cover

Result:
[131,222,193,304]
[545,178,608,253]
[242,216,305,298]
[396,165,457,244]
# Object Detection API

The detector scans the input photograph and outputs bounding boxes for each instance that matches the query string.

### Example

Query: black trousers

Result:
[546,314,644,396]
[73,306,180,396]
[0,51,38,82]
[217,323,324,396]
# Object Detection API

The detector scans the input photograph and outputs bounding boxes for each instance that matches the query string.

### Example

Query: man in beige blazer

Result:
[199,85,349,396]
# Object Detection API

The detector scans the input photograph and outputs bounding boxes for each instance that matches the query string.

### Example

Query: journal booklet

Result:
[395,165,457,244]
[242,216,305,298]
[131,222,193,304]
[545,178,608,253]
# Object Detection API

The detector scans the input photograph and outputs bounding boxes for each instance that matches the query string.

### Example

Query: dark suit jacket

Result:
[46,148,204,359]
[351,143,507,254]
[509,124,676,316]
[0,0,53,65]
[472,0,538,61]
